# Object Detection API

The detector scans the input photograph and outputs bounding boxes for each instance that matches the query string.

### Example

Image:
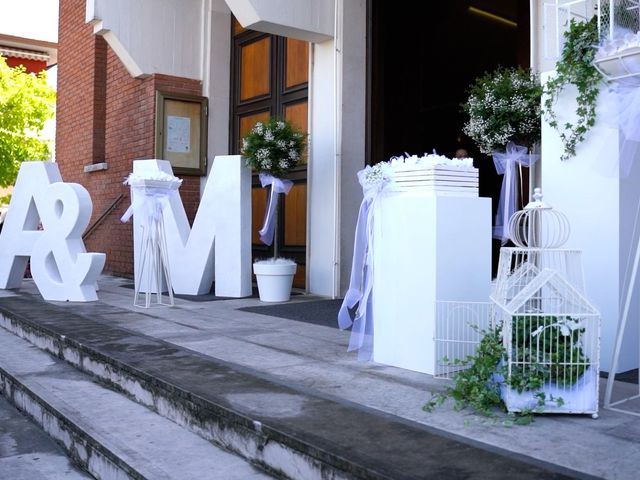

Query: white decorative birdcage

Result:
[492,190,600,417]
[493,190,585,304]
[543,0,597,59]
[433,191,600,417]
[495,269,600,416]
[594,0,640,79]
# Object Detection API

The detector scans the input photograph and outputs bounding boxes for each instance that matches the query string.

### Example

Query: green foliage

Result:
[423,326,507,417]
[543,17,602,161]
[441,327,505,416]
[462,67,542,155]
[509,315,589,393]
[241,117,306,177]
[0,56,56,188]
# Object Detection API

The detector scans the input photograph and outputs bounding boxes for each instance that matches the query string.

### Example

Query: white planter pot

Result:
[253,261,297,302]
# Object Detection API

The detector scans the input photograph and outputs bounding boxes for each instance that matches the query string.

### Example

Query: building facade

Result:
[55,0,639,372]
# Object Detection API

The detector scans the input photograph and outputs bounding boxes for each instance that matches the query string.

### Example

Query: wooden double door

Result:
[230,20,309,288]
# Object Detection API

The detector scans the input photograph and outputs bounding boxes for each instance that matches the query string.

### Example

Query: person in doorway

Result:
[455,148,469,159]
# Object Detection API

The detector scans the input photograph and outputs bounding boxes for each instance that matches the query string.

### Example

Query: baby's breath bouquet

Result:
[242,118,306,177]
[463,67,542,155]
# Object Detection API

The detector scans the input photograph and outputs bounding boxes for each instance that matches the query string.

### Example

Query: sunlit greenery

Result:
[0,55,56,196]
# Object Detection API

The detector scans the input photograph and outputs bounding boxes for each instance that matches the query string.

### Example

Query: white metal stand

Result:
[134,213,174,308]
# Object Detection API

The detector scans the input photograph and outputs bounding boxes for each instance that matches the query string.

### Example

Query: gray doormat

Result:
[238,299,346,328]
[601,369,639,384]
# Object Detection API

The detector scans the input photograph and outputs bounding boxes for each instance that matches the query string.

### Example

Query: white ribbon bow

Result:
[120,186,175,224]
[258,173,293,246]
[492,142,540,244]
[337,166,393,360]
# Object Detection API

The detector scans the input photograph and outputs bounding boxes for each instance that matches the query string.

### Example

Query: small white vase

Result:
[253,260,297,302]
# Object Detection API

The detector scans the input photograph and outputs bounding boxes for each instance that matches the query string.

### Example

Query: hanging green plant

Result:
[544,16,603,161]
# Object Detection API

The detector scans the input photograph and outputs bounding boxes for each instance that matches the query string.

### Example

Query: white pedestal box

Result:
[371,191,491,374]
[541,72,640,372]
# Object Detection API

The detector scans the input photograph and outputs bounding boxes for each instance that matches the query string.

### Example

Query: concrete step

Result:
[0,326,271,480]
[0,394,92,480]
[0,294,582,480]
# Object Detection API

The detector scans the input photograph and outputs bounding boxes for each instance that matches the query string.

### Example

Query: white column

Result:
[541,73,640,372]
[307,0,366,297]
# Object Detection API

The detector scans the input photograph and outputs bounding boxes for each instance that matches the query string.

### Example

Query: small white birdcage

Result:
[543,0,597,59]
[492,190,585,305]
[492,190,601,416]
[594,0,640,79]
[597,0,640,41]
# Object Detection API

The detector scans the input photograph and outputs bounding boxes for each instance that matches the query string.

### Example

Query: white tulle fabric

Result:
[337,165,394,360]
[257,173,293,246]
[500,368,598,413]
[599,78,640,178]
[492,143,539,244]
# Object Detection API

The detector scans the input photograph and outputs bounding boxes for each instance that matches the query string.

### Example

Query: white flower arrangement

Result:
[390,152,474,170]
[360,161,395,190]
[242,118,307,177]
[123,171,182,190]
[463,67,542,155]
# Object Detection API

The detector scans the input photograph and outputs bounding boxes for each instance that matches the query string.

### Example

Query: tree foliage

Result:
[0,55,56,189]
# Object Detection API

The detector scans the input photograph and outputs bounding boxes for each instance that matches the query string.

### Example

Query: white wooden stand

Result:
[371,191,491,374]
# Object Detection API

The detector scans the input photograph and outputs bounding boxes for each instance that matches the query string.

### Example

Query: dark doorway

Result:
[367,0,531,275]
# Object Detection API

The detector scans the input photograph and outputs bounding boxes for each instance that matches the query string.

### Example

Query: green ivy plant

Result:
[544,16,603,161]
[424,326,505,417]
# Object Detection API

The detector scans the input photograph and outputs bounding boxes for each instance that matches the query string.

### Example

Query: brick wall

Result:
[57,0,202,276]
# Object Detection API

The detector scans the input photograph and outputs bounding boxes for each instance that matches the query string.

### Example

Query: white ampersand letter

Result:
[0,162,105,301]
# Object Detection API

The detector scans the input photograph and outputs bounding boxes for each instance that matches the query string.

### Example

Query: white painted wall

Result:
[541,73,640,372]
[225,0,333,42]
[86,0,204,79]
[307,0,366,297]
[201,0,231,187]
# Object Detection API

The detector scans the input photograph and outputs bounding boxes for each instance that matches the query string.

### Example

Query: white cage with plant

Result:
[495,269,600,416]
[429,190,600,418]
[492,190,600,416]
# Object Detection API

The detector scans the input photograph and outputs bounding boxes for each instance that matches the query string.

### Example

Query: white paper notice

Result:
[166,116,191,153]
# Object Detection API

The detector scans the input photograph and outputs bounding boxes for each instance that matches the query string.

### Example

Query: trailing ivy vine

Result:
[544,16,602,161]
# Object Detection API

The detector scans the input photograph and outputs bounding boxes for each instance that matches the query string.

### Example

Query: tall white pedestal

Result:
[541,72,640,372]
[371,191,491,374]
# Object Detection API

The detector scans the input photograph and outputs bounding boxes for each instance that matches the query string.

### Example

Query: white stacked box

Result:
[391,165,478,196]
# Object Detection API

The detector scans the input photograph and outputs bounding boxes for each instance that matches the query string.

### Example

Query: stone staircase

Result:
[0,293,579,480]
